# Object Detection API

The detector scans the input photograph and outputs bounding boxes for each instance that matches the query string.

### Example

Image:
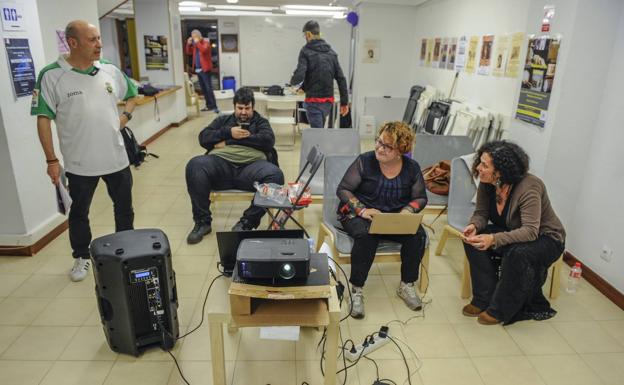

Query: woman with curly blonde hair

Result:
[336,121,428,319]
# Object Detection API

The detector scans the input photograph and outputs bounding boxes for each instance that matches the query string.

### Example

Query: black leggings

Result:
[464,224,564,324]
[341,216,426,288]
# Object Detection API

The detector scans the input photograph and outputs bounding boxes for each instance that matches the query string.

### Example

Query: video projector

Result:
[236,238,311,281]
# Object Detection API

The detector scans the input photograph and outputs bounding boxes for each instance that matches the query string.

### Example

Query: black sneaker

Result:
[231,220,254,232]
[186,222,212,244]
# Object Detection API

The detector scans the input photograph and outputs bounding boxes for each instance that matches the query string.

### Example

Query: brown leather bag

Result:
[422,160,451,195]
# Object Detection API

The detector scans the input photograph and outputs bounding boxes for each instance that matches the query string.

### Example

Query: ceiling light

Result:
[179,1,206,7]
[284,9,345,17]
[226,0,239,3]
[212,5,274,11]
[179,6,201,12]
[282,5,348,11]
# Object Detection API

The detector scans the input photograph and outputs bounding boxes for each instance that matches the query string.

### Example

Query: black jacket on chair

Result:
[198,112,279,167]
[290,39,349,106]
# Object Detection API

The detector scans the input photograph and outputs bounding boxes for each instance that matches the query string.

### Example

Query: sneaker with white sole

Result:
[349,287,365,319]
[70,258,90,282]
[397,281,422,311]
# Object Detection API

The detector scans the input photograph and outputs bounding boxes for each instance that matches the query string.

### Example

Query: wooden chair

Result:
[316,155,430,293]
[184,72,200,116]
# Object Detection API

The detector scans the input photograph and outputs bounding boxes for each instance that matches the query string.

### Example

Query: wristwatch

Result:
[122,111,133,121]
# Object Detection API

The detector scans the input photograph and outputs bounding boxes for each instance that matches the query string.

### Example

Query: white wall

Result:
[351,2,418,133]
[134,0,175,86]
[100,17,121,68]
[551,1,624,292]
[217,16,240,88]
[36,0,99,63]
[0,0,65,243]
[410,0,529,123]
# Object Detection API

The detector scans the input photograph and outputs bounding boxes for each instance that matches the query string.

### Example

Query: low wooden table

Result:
[207,276,341,385]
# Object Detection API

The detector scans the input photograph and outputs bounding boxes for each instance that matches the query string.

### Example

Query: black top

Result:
[490,192,511,231]
[197,112,279,166]
[290,39,349,106]
[336,151,427,220]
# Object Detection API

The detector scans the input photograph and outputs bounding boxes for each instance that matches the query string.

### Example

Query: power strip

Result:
[345,333,391,362]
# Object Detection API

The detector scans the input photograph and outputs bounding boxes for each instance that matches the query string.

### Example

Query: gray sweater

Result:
[470,174,566,249]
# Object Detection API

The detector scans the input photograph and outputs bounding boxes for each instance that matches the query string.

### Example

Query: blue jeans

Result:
[304,102,332,128]
[196,70,217,110]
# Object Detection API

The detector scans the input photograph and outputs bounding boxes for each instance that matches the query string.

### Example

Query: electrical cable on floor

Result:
[159,273,224,385]
[387,336,412,385]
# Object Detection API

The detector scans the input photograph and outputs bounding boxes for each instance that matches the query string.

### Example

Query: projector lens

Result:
[279,263,295,279]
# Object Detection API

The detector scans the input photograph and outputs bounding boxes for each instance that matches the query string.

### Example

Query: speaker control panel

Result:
[130,267,165,330]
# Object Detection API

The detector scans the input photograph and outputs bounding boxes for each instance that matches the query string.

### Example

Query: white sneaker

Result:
[70,258,90,282]
[397,281,422,311]
[349,286,365,319]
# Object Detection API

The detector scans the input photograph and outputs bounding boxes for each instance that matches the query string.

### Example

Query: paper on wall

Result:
[447,37,458,70]
[505,32,525,78]
[492,34,510,77]
[454,36,468,71]
[465,36,479,74]
[477,35,494,76]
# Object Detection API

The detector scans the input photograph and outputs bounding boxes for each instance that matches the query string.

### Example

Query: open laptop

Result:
[216,230,304,276]
[368,213,423,235]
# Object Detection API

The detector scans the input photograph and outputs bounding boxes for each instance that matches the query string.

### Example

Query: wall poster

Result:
[505,32,525,78]
[144,35,168,70]
[419,38,427,66]
[492,34,510,77]
[432,38,441,67]
[4,38,36,98]
[362,38,380,63]
[515,36,561,128]
[447,37,457,70]
[454,35,468,71]
[220,34,238,53]
[464,36,479,73]
[478,35,494,75]
[439,38,449,69]
[425,38,434,67]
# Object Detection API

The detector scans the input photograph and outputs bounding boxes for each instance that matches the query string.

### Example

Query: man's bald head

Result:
[64,20,102,61]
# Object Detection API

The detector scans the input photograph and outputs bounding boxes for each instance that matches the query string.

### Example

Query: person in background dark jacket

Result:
[185,88,284,244]
[290,20,349,128]
[185,29,218,112]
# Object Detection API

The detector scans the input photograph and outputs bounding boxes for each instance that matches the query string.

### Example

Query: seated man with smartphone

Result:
[185,87,284,244]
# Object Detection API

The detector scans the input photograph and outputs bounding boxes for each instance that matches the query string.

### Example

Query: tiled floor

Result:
[1,112,623,385]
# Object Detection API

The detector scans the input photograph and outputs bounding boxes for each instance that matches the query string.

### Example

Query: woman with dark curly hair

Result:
[337,121,428,319]
[461,140,566,325]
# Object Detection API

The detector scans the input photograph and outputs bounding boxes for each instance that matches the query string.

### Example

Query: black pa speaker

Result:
[90,229,179,356]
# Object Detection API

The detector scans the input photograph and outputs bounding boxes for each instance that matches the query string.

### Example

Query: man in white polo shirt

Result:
[31,20,138,282]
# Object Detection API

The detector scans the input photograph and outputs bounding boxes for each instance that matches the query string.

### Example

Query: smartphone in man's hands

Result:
[239,122,250,130]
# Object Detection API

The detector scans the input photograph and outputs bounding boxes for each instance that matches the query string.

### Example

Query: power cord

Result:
[327,255,353,322]
[160,274,225,385]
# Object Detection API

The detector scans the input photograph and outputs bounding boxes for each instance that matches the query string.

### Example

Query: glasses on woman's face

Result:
[375,137,396,152]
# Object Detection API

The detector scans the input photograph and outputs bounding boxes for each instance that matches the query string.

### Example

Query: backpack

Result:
[138,84,160,96]
[121,126,159,167]
[422,160,451,195]
[265,85,284,96]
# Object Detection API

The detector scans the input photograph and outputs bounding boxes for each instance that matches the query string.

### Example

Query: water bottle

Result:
[566,262,582,293]
[306,238,315,253]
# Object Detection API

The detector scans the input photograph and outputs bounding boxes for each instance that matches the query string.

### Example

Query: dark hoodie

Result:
[290,39,348,106]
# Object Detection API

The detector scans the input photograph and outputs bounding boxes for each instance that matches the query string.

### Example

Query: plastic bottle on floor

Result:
[566,262,582,293]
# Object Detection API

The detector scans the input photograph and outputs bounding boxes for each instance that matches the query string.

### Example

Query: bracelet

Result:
[46,158,59,165]
[359,208,367,217]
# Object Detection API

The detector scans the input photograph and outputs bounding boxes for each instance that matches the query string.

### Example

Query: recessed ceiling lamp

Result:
[179,6,201,12]
[226,0,239,3]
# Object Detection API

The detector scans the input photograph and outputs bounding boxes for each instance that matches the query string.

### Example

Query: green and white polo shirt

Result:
[30,55,138,176]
